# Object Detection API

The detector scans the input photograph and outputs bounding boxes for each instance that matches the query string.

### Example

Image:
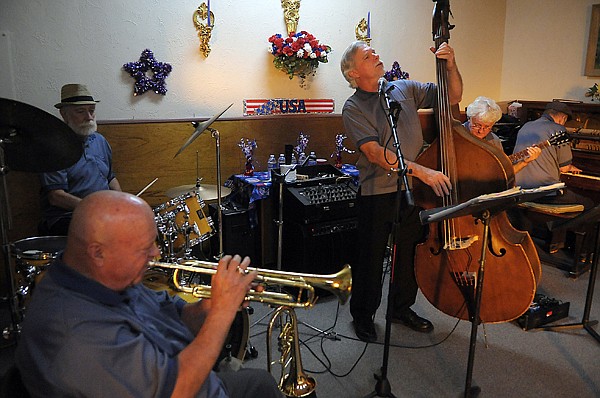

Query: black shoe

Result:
[392,309,434,333]
[353,318,377,342]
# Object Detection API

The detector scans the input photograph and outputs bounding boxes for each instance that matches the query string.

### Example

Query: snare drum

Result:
[11,236,67,280]
[154,192,215,255]
[11,236,67,312]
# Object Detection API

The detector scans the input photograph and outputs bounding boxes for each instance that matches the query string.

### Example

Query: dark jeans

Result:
[349,191,425,322]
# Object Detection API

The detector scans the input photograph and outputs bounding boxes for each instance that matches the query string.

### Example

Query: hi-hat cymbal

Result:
[0,98,83,172]
[165,184,232,200]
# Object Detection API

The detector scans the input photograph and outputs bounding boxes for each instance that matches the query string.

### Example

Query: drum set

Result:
[0,98,236,342]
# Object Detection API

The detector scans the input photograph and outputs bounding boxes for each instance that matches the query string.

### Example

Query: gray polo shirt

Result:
[514,113,572,189]
[342,79,437,196]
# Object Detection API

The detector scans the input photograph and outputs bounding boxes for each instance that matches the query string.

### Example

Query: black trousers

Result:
[349,190,425,322]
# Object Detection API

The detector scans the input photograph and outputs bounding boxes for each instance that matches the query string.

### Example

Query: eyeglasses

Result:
[471,122,494,132]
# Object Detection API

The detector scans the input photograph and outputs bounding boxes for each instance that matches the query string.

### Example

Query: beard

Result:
[68,119,97,137]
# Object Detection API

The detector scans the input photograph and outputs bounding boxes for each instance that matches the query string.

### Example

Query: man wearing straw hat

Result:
[39,83,121,236]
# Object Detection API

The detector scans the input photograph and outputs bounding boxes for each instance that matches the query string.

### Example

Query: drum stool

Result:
[511,202,588,277]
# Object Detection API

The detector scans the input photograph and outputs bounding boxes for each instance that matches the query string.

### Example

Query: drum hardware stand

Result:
[174,104,232,259]
[208,128,225,260]
[538,205,600,343]
[0,144,22,342]
[364,84,409,398]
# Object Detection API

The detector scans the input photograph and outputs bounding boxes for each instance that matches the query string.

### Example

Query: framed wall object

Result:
[585,4,600,76]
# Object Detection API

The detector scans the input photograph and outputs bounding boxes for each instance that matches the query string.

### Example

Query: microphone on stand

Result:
[378,77,388,96]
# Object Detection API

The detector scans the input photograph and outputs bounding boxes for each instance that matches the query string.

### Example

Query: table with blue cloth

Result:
[225,164,359,205]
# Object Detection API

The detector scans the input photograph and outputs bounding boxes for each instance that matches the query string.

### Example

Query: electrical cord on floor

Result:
[246,251,471,380]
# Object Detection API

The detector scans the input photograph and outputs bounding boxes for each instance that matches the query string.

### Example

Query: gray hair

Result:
[466,96,502,124]
[340,41,367,88]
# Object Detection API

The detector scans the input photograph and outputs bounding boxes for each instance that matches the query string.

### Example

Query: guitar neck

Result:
[509,140,551,165]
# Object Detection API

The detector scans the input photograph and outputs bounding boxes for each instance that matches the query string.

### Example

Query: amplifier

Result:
[517,294,570,330]
[285,183,358,224]
[282,218,358,275]
[278,164,358,224]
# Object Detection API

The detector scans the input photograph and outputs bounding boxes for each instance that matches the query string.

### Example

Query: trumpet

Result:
[147,259,352,308]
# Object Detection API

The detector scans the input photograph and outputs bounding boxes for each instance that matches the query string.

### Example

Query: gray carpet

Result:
[0,263,598,397]
[243,264,599,398]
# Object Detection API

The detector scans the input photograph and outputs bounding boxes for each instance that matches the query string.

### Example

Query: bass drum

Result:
[142,268,249,362]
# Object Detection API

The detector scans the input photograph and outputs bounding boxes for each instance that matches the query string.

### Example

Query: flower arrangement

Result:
[268,31,331,80]
[238,138,257,176]
[383,61,410,82]
[331,134,355,169]
[586,83,600,101]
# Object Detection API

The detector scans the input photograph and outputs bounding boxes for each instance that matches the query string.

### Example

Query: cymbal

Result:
[165,184,232,200]
[0,98,83,172]
[173,103,233,159]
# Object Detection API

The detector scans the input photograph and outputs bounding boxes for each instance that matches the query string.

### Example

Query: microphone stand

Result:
[366,85,411,398]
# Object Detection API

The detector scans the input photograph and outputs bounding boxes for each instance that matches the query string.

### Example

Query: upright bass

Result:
[413,0,541,323]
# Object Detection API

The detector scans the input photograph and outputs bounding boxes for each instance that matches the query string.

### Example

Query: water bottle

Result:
[291,153,297,165]
[267,154,277,170]
[308,151,317,166]
[298,152,307,166]
[278,153,286,167]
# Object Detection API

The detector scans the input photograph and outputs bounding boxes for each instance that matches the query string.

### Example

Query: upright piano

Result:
[516,100,600,204]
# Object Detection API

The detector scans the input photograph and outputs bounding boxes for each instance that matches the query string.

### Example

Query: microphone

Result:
[378,77,388,96]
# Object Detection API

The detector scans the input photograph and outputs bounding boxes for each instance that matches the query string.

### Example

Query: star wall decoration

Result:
[123,49,172,96]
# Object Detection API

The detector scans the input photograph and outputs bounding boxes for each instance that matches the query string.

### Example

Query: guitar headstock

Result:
[549,130,571,147]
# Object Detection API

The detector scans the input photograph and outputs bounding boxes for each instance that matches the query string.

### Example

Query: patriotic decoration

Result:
[331,134,355,169]
[244,98,334,116]
[123,49,172,96]
[238,138,257,176]
[295,132,309,156]
[268,31,332,80]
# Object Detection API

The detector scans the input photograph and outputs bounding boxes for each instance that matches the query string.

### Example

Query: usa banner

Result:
[243,98,334,116]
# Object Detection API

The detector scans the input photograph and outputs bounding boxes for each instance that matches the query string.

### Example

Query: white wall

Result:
[501,0,599,103]
[3,0,593,120]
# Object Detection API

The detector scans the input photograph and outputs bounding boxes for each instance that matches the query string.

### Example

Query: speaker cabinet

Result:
[208,204,259,261]
[282,218,358,275]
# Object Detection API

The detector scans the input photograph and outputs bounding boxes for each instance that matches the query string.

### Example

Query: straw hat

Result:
[54,84,100,108]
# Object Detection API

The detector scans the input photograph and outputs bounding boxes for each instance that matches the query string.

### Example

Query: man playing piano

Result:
[513,101,594,210]
[513,101,595,262]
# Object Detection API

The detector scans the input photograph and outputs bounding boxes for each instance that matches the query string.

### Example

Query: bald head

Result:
[64,190,159,290]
